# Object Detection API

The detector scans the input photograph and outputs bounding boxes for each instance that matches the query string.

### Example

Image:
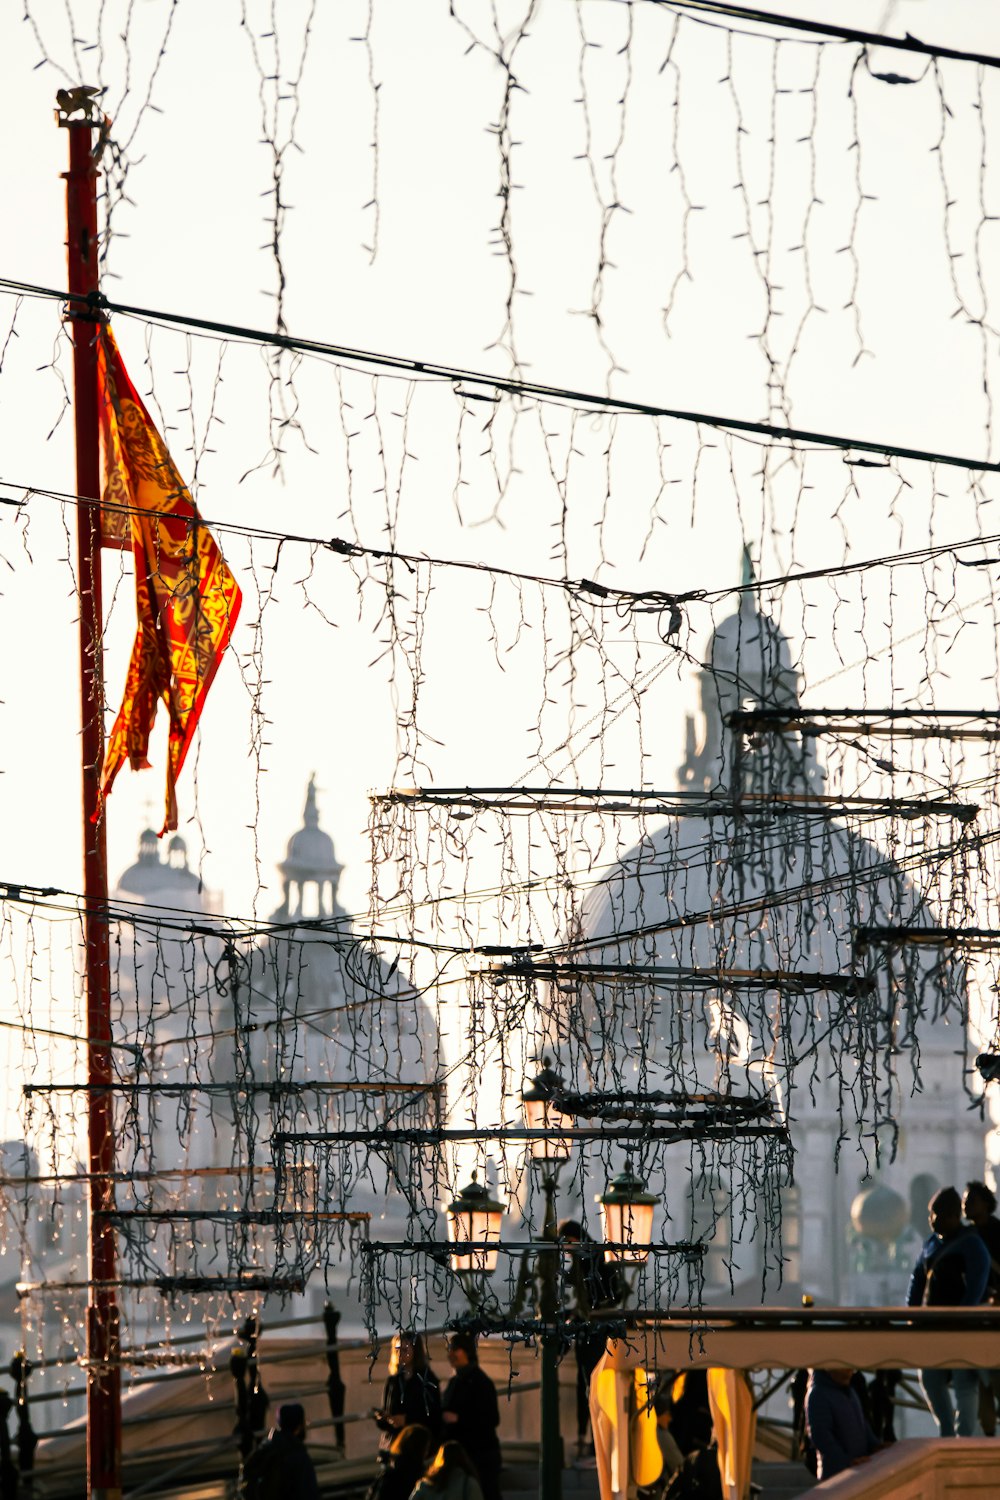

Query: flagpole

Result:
[59,92,122,1500]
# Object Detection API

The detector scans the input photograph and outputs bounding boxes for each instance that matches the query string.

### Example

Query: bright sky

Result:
[2,0,1000,1156]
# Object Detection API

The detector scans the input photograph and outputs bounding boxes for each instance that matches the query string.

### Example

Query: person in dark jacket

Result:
[557,1219,624,1456]
[804,1370,879,1481]
[964,1181,1000,1297]
[442,1334,501,1500]
[964,1180,1000,1434]
[366,1424,432,1500]
[374,1332,442,1459]
[907,1186,990,1436]
[245,1403,320,1500]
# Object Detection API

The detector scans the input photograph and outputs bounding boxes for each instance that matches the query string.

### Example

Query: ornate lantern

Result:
[445,1176,504,1274]
[599,1165,659,1264]
[521,1058,573,1165]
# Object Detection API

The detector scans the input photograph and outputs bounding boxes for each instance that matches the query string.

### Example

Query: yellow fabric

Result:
[591,1361,663,1499]
[707,1367,756,1500]
[630,1368,663,1488]
[591,1363,622,1498]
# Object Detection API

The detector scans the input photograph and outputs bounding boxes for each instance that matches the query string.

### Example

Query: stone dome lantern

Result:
[850,1184,908,1245]
[252,776,441,1090]
[274,775,343,921]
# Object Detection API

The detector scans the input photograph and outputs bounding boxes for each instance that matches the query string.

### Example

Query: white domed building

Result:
[1,834,233,1418]
[564,592,985,1305]
[44,788,443,1320]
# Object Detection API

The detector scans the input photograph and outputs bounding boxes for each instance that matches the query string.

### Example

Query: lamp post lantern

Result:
[446,1176,504,1275]
[446,1067,653,1500]
[521,1058,574,1166]
[599,1165,659,1264]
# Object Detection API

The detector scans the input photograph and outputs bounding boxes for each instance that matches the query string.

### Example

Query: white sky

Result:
[2,0,1000,1154]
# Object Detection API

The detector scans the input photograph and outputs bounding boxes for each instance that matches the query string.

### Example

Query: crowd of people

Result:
[368,1331,501,1500]
[799,1179,1000,1481]
[904,1181,1000,1439]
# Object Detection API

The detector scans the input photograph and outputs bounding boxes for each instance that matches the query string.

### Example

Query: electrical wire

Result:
[1,275,997,473]
[653,1,1000,71]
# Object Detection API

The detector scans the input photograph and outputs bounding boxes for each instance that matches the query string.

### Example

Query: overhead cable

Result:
[659,0,1000,70]
[9,479,1000,613]
[0,275,998,473]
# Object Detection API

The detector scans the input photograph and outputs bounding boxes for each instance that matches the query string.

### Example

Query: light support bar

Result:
[103,1210,369,1225]
[273,1124,791,1147]
[23,1080,441,1096]
[375,786,978,822]
[360,1240,704,1259]
[479,962,875,996]
[17,1274,307,1297]
[855,925,1000,953]
[551,1089,774,1118]
[727,707,1000,742]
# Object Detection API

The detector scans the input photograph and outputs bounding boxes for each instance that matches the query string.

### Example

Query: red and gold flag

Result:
[97,326,242,832]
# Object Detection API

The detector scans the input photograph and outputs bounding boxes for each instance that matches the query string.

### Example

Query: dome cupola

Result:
[277,777,343,920]
[679,552,818,792]
[116,826,202,902]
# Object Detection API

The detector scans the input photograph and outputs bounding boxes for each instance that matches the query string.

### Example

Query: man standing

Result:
[963,1180,1000,1434]
[963,1181,1000,1296]
[907,1186,990,1436]
[374,1332,442,1459]
[242,1403,320,1500]
[441,1334,502,1500]
[804,1370,879,1480]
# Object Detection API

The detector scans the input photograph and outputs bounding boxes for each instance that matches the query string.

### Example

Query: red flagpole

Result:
[60,93,122,1500]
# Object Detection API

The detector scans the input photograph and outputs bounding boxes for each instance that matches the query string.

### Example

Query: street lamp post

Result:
[445,1066,661,1500]
[519,1059,574,1500]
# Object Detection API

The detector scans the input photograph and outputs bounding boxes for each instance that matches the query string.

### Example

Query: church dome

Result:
[249,775,443,1263]
[706,592,798,694]
[254,779,441,1081]
[564,586,970,1299]
[576,594,962,1098]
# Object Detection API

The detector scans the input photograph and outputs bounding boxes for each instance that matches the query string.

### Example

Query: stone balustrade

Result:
[811,1438,1000,1498]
